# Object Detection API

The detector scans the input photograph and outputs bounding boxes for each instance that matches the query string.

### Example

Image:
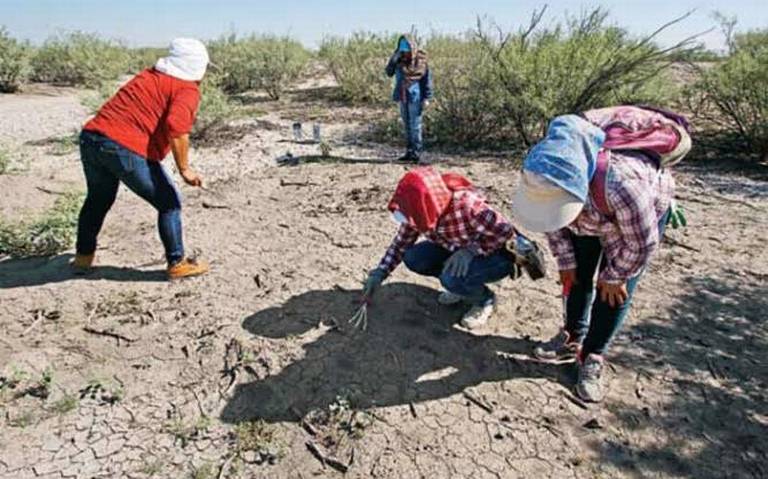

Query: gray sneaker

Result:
[533,329,580,363]
[576,354,605,403]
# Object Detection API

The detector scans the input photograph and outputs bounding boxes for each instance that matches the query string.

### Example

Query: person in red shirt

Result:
[362,167,519,329]
[73,38,210,279]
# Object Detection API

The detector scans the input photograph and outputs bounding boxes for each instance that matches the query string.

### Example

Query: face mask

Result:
[391,210,409,225]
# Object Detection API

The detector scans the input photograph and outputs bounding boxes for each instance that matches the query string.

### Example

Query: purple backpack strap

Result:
[590,150,611,215]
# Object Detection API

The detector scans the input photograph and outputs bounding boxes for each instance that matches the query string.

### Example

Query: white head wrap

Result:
[155,38,209,82]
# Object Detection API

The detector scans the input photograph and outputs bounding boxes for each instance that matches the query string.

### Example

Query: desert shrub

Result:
[468,8,686,148]
[208,34,310,99]
[30,32,129,88]
[0,191,84,258]
[0,27,30,92]
[318,32,398,105]
[191,75,241,140]
[688,28,768,160]
[422,34,509,147]
[126,47,165,74]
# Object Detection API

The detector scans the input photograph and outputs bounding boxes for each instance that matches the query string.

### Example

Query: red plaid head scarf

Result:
[387,167,473,232]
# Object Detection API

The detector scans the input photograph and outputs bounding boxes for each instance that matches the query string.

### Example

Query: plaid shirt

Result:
[377,190,516,275]
[547,151,675,283]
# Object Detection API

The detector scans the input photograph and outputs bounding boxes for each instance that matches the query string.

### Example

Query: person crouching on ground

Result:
[385,35,433,164]
[511,115,677,403]
[73,38,210,280]
[363,166,519,329]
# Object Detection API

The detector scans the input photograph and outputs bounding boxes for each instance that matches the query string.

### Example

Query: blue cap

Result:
[522,115,605,202]
[398,37,411,53]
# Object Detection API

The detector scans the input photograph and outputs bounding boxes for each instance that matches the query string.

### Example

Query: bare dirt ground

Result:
[0,79,767,479]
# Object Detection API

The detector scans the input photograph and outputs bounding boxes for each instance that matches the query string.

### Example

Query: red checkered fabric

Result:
[378,189,516,274]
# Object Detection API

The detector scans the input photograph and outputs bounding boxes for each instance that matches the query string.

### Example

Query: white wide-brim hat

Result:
[511,171,585,233]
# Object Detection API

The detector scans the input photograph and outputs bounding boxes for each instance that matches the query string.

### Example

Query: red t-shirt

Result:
[84,69,200,161]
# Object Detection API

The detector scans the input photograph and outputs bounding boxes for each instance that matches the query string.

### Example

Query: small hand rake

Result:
[348,298,370,331]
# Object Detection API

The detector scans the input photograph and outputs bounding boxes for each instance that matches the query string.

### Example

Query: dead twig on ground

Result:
[463,390,494,413]
[83,326,137,344]
[675,194,715,206]
[306,440,351,473]
[21,310,44,337]
[309,225,333,241]
[663,236,702,253]
[202,201,231,210]
[560,390,590,410]
[217,454,234,479]
[706,357,723,380]
[292,407,318,436]
[35,186,67,196]
[280,178,319,187]
[707,192,762,211]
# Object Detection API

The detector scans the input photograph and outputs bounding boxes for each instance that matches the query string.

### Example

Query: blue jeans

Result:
[403,241,513,306]
[399,101,423,156]
[565,211,670,356]
[76,131,184,265]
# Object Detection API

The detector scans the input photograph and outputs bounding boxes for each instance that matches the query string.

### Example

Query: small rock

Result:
[583,418,603,430]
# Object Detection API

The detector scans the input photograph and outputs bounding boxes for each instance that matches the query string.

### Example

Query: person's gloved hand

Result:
[667,200,687,229]
[363,268,387,299]
[442,248,476,278]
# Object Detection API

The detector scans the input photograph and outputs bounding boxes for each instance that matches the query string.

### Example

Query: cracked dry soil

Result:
[1,82,767,479]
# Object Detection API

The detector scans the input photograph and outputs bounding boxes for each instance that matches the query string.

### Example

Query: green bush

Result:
[689,29,768,160]
[209,34,310,99]
[423,33,508,147]
[0,27,30,92]
[318,32,398,105]
[191,75,241,140]
[126,47,165,75]
[465,9,683,148]
[30,32,129,88]
[0,191,84,258]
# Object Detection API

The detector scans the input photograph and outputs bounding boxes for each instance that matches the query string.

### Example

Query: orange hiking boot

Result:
[71,253,95,274]
[167,258,209,280]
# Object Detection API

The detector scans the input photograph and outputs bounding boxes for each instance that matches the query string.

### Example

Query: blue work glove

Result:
[442,248,476,278]
[363,268,387,299]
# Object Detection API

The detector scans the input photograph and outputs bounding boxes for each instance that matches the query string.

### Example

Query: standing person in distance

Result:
[385,35,433,164]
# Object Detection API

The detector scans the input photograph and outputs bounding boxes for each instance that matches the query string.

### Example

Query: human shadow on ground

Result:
[598,271,768,479]
[0,254,166,289]
[221,282,568,424]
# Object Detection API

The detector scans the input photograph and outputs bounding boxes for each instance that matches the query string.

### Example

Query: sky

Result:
[0,0,766,51]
